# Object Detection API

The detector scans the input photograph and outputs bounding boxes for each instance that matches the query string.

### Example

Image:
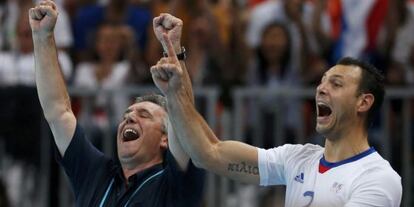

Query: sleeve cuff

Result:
[257,147,268,186]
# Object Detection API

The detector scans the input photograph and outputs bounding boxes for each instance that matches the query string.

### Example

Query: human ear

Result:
[357,93,374,113]
[160,134,168,150]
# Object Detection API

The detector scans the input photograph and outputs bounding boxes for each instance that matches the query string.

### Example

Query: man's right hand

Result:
[29,0,58,36]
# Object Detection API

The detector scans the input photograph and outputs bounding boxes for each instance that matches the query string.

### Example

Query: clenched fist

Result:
[153,13,183,54]
[29,0,58,35]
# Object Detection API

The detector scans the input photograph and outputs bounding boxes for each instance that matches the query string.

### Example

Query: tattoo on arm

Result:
[227,162,259,175]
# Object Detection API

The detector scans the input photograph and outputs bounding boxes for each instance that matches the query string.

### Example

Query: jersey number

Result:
[303,191,314,207]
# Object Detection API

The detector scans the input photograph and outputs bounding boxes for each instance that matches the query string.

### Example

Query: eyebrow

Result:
[124,108,133,115]
[322,73,344,80]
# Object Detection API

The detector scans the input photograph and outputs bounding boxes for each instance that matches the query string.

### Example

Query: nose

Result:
[125,113,136,124]
[316,82,327,97]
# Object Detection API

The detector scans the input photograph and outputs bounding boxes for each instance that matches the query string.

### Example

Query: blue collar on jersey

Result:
[320,147,376,168]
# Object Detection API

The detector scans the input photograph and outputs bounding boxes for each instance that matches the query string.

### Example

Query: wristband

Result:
[163,46,186,60]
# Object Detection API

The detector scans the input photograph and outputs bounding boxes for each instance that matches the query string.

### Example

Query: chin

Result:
[316,126,342,141]
[316,127,325,135]
[118,153,137,164]
[316,124,331,135]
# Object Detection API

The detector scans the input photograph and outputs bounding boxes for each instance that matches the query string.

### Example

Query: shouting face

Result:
[315,65,364,139]
[117,101,168,165]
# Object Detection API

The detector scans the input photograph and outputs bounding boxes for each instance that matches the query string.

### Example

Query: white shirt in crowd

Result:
[0,51,72,86]
[73,61,130,123]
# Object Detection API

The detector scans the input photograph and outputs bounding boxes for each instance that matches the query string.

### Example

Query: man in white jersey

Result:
[150,14,402,206]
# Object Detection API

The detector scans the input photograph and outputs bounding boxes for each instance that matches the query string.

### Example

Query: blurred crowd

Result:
[0,0,413,206]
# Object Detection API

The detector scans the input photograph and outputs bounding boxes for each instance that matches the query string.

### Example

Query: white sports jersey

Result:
[258,144,402,207]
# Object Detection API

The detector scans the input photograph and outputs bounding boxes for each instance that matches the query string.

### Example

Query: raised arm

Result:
[150,15,259,184]
[30,0,76,156]
[152,13,193,171]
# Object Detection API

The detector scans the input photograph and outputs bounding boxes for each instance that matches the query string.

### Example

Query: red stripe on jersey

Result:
[319,163,330,174]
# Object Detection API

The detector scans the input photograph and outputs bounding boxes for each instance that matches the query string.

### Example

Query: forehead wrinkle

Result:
[327,65,361,82]
[136,102,167,119]
[324,69,344,78]
[330,74,344,79]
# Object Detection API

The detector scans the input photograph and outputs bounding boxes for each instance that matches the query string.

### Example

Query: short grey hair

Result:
[135,94,168,134]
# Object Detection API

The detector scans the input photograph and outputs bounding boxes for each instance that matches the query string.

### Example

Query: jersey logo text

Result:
[294,172,304,183]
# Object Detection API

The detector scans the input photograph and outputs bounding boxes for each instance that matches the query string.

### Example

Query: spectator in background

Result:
[245,21,301,147]
[186,10,226,87]
[0,1,72,86]
[387,0,414,86]
[0,0,72,166]
[73,0,151,62]
[246,0,313,74]
[0,1,72,206]
[206,0,233,48]
[0,0,72,51]
[312,0,388,65]
[73,23,137,148]
[376,0,414,174]
[246,22,293,87]
[146,0,233,66]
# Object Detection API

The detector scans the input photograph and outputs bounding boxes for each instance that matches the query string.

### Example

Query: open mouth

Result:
[123,128,140,142]
[317,103,332,118]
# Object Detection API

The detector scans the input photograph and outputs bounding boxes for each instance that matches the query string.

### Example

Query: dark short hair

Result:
[337,57,385,128]
[135,94,167,112]
[135,94,168,134]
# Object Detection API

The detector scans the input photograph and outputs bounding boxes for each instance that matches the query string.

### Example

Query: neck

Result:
[323,124,370,162]
[121,158,163,182]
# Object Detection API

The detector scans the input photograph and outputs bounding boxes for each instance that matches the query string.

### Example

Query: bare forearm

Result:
[33,34,72,120]
[179,61,194,104]
[167,89,218,168]
[168,60,194,159]
[33,33,76,155]
[167,60,193,170]
[167,90,259,183]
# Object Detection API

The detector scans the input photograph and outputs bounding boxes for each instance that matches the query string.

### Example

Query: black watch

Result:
[163,46,186,60]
